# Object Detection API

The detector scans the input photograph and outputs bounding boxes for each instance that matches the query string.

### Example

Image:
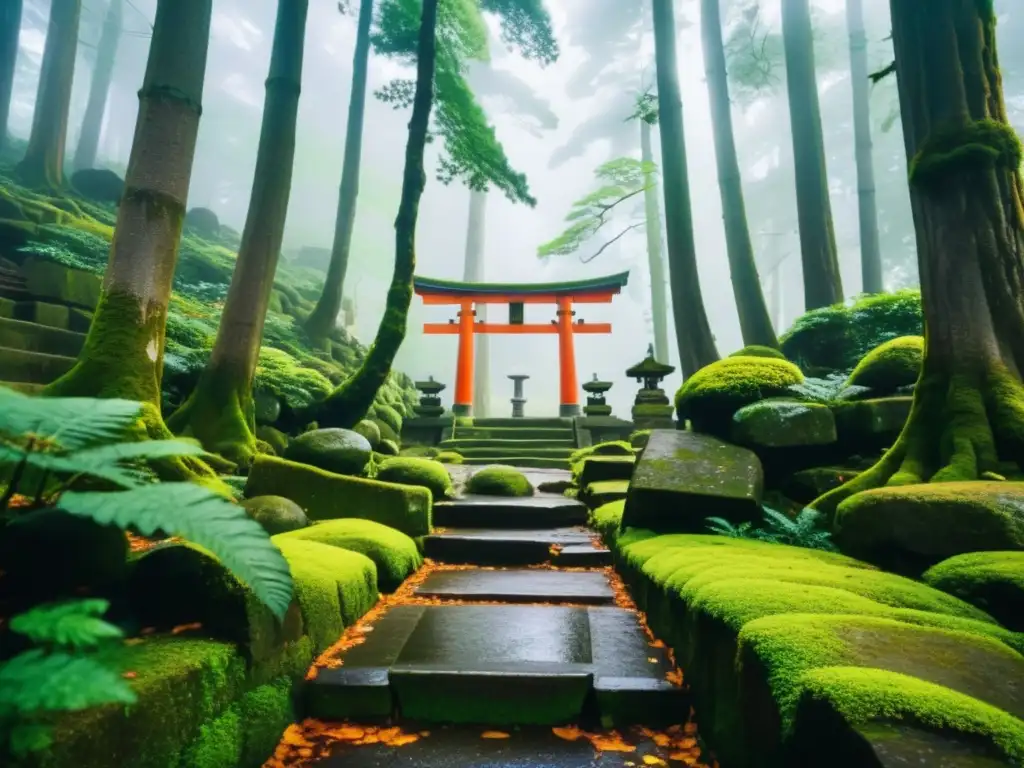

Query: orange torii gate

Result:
[414,272,630,417]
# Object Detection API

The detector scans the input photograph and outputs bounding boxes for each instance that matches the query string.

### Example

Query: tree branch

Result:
[581,221,644,263]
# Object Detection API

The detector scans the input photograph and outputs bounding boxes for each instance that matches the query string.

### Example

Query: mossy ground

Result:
[464,465,535,497]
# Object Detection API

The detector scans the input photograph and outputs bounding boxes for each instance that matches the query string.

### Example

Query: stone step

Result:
[471,417,575,429]
[433,495,588,529]
[0,283,31,301]
[306,604,687,727]
[460,455,570,470]
[414,568,615,605]
[424,527,594,566]
[440,437,577,450]
[0,317,86,358]
[553,544,612,567]
[451,445,575,459]
[0,345,76,384]
[450,426,576,441]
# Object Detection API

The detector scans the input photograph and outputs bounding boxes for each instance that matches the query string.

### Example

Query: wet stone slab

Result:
[433,495,589,529]
[415,568,615,605]
[424,527,595,566]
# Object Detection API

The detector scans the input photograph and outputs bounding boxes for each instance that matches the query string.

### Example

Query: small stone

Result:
[284,427,373,476]
[253,389,281,424]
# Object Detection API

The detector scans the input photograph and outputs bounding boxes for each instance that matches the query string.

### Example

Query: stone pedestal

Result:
[508,374,529,418]
[582,374,613,417]
[631,388,675,430]
[414,376,447,418]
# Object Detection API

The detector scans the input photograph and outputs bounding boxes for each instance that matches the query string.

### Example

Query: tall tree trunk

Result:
[45,0,218,484]
[305,0,373,344]
[846,0,883,294]
[651,0,719,377]
[701,0,778,349]
[639,117,671,364]
[463,187,491,417]
[0,0,22,155]
[167,0,308,467]
[813,0,1024,515]
[73,0,122,173]
[16,0,80,189]
[307,0,438,429]
[782,0,844,310]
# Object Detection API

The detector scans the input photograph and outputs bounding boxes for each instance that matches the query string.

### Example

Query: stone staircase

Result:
[440,417,578,469]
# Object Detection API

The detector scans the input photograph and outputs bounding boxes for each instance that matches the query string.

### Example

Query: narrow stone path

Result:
[267,468,712,767]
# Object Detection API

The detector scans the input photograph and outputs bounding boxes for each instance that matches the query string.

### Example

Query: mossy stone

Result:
[729,345,786,359]
[276,518,422,592]
[185,206,221,236]
[835,482,1024,574]
[731,399,838,448]
[831,396,912,450]
[378,438,400,456]
[675,356,804,436]
[354,418,382,448]
[465,465,535,497]
[21,255,103,309]
[255,424,288,456]
[592,500,625,542]
[373,403,404,436]
[435,450,464,465]
[569,440,634,464]
[241,495,309,535]
[71,168,125,203]
[923,551,1024,631]
[846,335,923,393]
[375,456,453,501]
[630,429,651,448]
[253,389,281,425]
[284,427,372,476]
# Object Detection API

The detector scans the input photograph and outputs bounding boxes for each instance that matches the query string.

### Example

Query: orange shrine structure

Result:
[414,272,630,417]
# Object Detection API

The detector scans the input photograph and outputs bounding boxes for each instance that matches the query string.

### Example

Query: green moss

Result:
[354,418,382,447]
[910,118,1023,188]
[629,429,651,448]
[923,551,1024,631]
[180,706,242,768]
[674,356,804,435]
[573,455,636,487]
[276,518,422,592]
[246,455,432,536]
[373,403,404,435]
[236,676,296,766]
[256,425,289,456]
[375,456,454,500]
[435,450,463,464]
[591,500,625,542]
[274,538,378,653]
[569,440,634,464]
[729,345,786,359]
[846,335,923,391]
[465,465,534,496]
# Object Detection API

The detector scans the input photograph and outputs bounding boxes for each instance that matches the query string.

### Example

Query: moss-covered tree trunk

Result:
[701,0,777,349]
[308,0,438,430]
[0,0,22,155]
[167,0,308,467]
[782,0,844,310]
[73,0,122,173]
[45,0,217,483]
[847,0,883,294]
[651,0,719,377]
[304,0,373,345]
[16,0,80,189]
[639,117,671,365]
[813,0,1024,515]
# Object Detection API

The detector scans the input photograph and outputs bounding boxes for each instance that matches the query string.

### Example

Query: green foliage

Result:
[479,0,559,65]
[0,599,136,758]
[706,506,836,551]
[16,224,112,274]
[0,389,294,620]
[254,347,335,410]
[910,118,1023,188]
[786,372,849,403]
[539,157,654,259]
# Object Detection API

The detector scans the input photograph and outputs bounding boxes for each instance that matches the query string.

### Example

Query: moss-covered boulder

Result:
[622,429,763,532]
[353,419,382,448]
[378,438,400,456]
[729,345,786,359]
[373,403,404,436]
[372,417,400,445]
[284,427,372,476]
[591,500,625,543]
[0,508,128,599]
[241,495,308,535]
[584,479,631,508]
[675,356,804,435]
[245,455,432,537]
[574,455,636,487]
[71,168,125,203]
[830,396,912,452]
[846,335,923,392]
[255,424,288,456]
[375,456,453,501]
[435,449,464,465]
[253,389,281,425]
[185,206,221,236]
[465,465,534,497]
[923,552,1024,632]
[276,519,422,592]
[569,440,634,463]
[731,399,837,448]
[835,482,1024,573]
[629,429,651,449]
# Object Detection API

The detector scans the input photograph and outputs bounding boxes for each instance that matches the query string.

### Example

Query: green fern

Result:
[0,387,142,450]
[704,507,837,552]
[9,600,124,649]
[704,516,754,538]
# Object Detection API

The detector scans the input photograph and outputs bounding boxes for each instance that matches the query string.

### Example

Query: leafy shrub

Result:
[706,507,837,552]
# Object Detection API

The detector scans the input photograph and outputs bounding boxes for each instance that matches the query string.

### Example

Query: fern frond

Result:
[0,445,146,490]
[9,600,123,649]
[0,389,142,450]
[761,506,798,535]
[8,722,53,756]
[58,484,294,620]
[0,649,137,715]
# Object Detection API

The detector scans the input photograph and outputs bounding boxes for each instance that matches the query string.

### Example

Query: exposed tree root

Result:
[166,373,258,470]
[812,364,1024,517]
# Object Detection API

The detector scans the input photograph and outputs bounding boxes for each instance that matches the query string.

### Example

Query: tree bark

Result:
[307,0,438,429]
[813,0,1024,515]
[16,0,80,189]
[73,0,122,173]
[167,0,308,467]
[782,0,844,310]
[0,0,22,155]
[45,0,218,485]
[846,0,883,294]
[639,118,671,364]
[305,0,374,344]
[701,0,778,349]
[651,0,719,377]
[463,187,492,417]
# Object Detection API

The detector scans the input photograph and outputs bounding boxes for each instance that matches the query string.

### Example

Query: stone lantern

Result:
[625,344,676,429]
[413,376,446,418]
[582,373,613,416]
[508,374,530,418]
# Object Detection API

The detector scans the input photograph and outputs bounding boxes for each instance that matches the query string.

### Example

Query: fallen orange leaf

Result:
[384,734,420,747]
[587,733,636,752]
[552,726,583,742]
[330,726,366,741]
[171,622,202,635]
[649,639,666,648]
[668,752,698,764]
[643,756,668,766]
[121,671,137,679]
[647,657,658,663]
[481,731,510,739]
